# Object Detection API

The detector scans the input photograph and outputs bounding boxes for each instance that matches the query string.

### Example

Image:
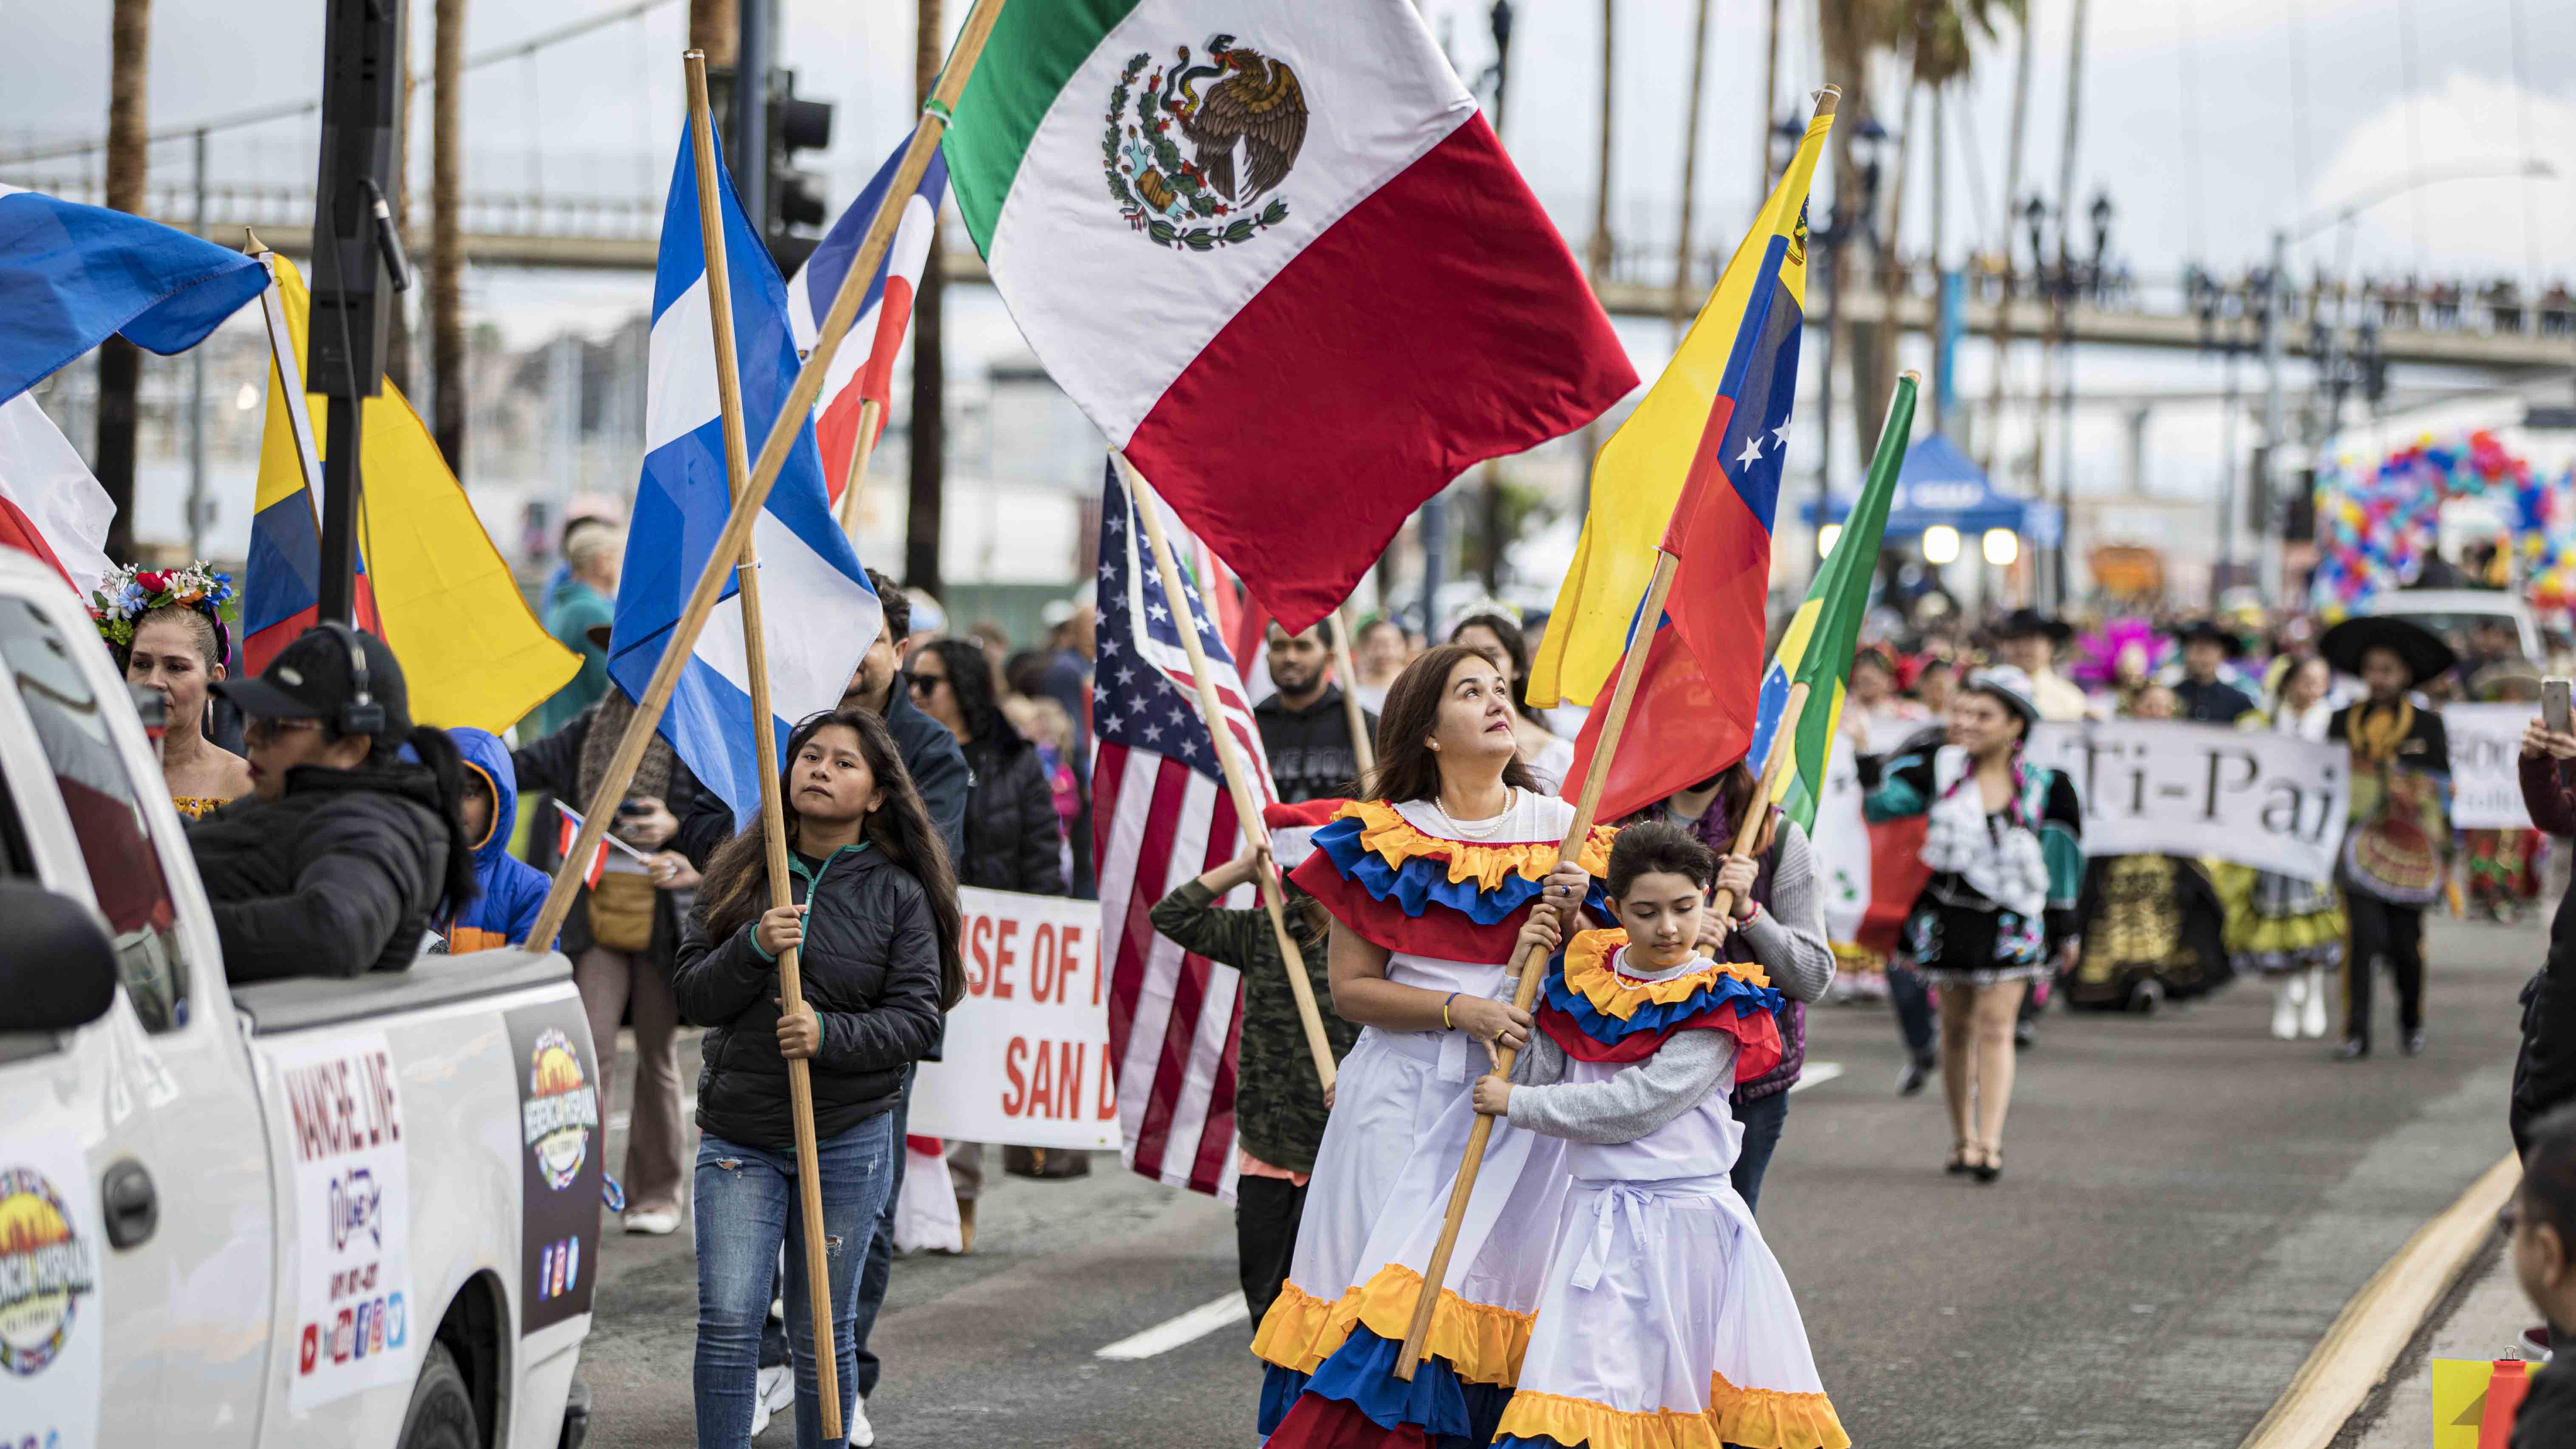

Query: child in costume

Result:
[1479,821,1847,1449]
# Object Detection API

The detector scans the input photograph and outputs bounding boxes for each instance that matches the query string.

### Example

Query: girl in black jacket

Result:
[673,707,964,1449]
[906,638,1065,894]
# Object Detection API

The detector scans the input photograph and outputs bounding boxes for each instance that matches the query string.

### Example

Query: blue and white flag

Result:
[611,119,882,827]
[0,183,268,406]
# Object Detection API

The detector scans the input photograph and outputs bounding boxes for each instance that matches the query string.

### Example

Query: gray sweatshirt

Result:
[1731,819,1836,1004]
[1501,956,1742,1145]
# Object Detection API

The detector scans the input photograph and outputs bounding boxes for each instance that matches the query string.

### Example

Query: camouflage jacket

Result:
[1148,880,1354,1173]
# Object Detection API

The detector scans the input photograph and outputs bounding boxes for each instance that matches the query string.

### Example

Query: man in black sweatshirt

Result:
[1254,618,1375,803]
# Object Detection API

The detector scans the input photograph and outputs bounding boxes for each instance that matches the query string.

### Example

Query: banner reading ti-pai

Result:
[2025,719,2349,883]
[908,886,1118,1152]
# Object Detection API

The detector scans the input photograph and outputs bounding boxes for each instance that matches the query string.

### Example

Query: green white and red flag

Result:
[943,0,1637,629]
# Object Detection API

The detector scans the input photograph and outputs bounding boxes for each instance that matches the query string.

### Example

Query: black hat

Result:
[1993,607,2071,642]
[2317,616,2457,688]
[2172,620,2245,657]
[213,625,413,737]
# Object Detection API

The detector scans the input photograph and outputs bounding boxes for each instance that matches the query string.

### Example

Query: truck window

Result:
[0,598,192,1031]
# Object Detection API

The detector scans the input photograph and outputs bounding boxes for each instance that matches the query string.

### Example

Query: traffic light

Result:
[765,71,833,273]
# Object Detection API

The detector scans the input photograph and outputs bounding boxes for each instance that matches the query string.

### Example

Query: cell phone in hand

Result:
[2547,678,2572,738]
[617,799,652,818]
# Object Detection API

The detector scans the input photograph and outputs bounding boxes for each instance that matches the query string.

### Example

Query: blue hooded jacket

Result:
[441,727,555,952]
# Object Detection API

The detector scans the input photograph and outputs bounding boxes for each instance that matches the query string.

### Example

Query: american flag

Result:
[1094,459,1278,1200]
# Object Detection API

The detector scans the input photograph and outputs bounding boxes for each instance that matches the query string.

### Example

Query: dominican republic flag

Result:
[613,117,882,827]
[1094,458,1278,1201]
[786,141,947,503]
[943,0,1636,631]
[0,184,265,591]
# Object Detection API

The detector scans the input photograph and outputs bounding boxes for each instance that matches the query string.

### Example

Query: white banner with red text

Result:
[907,886,1122,1151]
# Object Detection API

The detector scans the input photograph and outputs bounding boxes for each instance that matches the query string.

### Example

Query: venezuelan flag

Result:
[1746,373,1917,830]
[244,250,376,673]
[1530,92,1834,712]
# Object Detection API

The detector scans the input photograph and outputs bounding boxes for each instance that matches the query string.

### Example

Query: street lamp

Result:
[1983,528,2020,566]
[2088,192,2113,300]
[1923,525,1961,564]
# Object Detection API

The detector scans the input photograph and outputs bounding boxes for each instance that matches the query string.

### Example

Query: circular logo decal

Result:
[0,1168,94,1376]
[1104,34,1308,252]
[522,1028,600,1192]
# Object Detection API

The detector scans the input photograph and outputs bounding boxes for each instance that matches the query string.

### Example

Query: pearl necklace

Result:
[1425,786,1517,840]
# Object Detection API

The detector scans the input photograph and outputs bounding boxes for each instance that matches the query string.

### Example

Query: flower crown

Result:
[89,561,235,654]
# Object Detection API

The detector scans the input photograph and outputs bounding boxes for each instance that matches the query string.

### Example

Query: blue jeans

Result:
[693,1113,898,1449]
[1730,1087,1790,1214]
[1889,962,1937,1062]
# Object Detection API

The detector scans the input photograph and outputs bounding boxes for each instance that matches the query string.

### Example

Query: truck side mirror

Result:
[0,880,119,1032]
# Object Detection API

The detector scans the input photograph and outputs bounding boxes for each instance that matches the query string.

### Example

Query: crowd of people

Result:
[81,517,2576,1448]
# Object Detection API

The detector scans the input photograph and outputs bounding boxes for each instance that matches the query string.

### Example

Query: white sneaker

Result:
[845,1392,876,1448]
[623,1207,681,1236]
[2301,968,2332,1039]
[2271,981,2300,1040]
[751,1364,792,1437]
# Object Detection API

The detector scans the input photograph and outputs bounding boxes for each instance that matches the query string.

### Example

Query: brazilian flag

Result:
[1745,372,1918,830]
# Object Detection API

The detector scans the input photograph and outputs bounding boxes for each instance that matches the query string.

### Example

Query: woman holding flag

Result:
[1864,667,2083,1181]
[1250,644,1608,1446]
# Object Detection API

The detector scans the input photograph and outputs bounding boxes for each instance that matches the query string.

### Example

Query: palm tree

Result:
[430,0,465,470]
[906,0,947,594]
[98,0,151,562]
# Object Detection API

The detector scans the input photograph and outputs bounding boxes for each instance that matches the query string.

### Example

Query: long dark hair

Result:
[1370,644,1538,804]
[339,719,478,915]
[1449,611,1550,728]
[910,638,1018,751]
[697,708,967,1009]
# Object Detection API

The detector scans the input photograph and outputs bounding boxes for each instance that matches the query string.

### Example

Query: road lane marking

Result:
[1787,1061,1843,1093]
[1096,1293,1250,1360]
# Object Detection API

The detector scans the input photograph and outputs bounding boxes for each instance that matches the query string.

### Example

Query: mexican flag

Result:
[944,0,1637,630]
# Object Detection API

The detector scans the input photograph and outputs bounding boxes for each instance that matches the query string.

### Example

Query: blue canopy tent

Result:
[1801,434,2063,547]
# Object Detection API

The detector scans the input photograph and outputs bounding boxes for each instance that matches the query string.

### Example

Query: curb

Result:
[2238,1152,2521,1449]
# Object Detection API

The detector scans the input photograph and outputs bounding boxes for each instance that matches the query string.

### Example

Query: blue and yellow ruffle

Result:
[1536,930,1786,1080]
[1288,801,1616,960]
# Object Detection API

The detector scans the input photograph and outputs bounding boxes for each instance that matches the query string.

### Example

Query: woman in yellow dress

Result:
[89,562,251,818]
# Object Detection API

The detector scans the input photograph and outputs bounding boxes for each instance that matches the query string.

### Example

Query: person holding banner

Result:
[2213,652,2348,1041]
[1864,668,2083,1181]
[673,706,964,1449]
[1250,644,1606,1445]
[2319,617,2457,1061]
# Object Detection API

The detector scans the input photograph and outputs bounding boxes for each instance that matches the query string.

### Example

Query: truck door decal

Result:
[269,1032,414,1409]
[506,1002,604,1333]
[0,1143,100,1449]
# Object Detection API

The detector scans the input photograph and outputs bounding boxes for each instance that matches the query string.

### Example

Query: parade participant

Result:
[1909,651,1958,715]
[2064,684,2230,1013]
[434,727,551,953]
[2502,1105,2576,1434]
[1994,608,2089,721]
[1617,762,1836,1212]
[2071,618,2169,717]
[1865,667,2082,1180]
[1352,616,1408,714]
[2514,718,2576,1156]
[190,625,477,982]
[2172,621,2259,724]
[907,637,1064,1236]
[2320,617,2455,1060]
[1257,618,1378,803]
[1473,822,1847,1449]
[1250,644,1603,1444]
[673,706,961,1449]
[537,522,621,734]
[1452,612,1578,793]
[2466,662,2549,923]
[515,689,721,1236]
[1842,645,1925,754]
[91,561,252,817]
[2213,652,2346,1040]
[1148,827,1358,1327]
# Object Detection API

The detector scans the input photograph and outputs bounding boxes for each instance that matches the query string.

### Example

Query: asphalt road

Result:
[577,908,2540,1449]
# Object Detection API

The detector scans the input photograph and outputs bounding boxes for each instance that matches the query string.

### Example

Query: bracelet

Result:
[1443,991,1459,1030]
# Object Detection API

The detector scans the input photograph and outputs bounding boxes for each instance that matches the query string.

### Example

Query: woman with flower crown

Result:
[91,562,251,818]
[1250,642,1605,1447]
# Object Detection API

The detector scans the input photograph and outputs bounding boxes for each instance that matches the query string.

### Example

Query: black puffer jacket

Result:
[189,763,455,983]
[672,844,946,1152]
[959,733,1066,895]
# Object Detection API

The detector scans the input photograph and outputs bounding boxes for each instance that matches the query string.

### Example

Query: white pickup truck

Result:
[0,552,598,1449]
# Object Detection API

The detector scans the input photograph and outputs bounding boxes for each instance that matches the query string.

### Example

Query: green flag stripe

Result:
[944,0,1148,249]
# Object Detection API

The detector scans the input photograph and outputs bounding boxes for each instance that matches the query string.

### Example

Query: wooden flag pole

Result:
[523,0,1009,953]
[683,53,841,1437]
[834,397,885,541]
[1117,453,1340,1094]
[1329,605,1376,784]
[1392,546,1684,1379]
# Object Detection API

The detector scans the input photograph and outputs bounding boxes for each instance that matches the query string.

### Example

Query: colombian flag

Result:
[1533,94,1834,713]
[1745,373,1916,831]
[243,250,376,671]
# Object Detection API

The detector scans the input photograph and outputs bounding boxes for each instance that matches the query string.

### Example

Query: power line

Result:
[0,0,680,166]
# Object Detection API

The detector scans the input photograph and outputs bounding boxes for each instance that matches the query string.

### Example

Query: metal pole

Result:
[187,127,209,559]
[2216,345,2239,600]
[1814,240,1840,581]
[2258,227,2288,607]
[731,0,769,232]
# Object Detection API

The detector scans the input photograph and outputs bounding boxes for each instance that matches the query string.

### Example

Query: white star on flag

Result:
[1772,422,1792,448]
[1736,435,1764,468]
